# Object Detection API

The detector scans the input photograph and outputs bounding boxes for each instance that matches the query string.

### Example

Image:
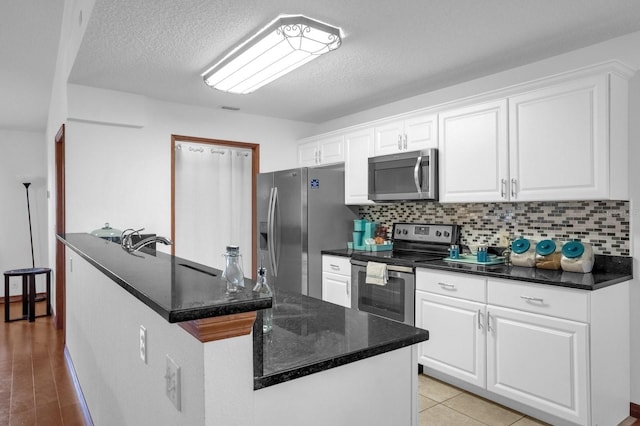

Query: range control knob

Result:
[443,231,450,237]
[402,229,408,235]
[435,231,442,237]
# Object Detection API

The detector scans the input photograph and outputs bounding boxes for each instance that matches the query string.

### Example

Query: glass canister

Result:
[561,240,595,273]
[510,237,536,267]
[222,245,245,293]
[535,239,562,270]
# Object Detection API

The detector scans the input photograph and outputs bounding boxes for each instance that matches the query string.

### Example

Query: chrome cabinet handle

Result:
[477,309,483,330]
[511,178,517,198]
[346,279,350,296]
[500,178,507,199]
[520,295,544,303]
[403,134,408,150]
[397,134,402,150]
[487,311,493,332]
[438,282,456,290]
[316,149,321,164]
[330,264,340,271]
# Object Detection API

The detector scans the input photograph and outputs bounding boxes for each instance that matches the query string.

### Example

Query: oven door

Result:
[351,260,415,326]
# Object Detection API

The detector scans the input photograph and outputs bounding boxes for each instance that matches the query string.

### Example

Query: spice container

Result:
[449,244,460,259]
[560,240,594,273]
[477,246,488,262]
[510,237,536,267]
[535,239,562,270]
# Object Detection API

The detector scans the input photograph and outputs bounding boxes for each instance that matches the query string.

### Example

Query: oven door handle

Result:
[386,264,413,274]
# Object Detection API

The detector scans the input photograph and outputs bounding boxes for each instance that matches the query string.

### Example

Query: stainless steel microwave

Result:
[368,148,438,202]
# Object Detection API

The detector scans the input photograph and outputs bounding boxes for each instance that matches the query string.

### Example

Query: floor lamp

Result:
[22,181,35,268]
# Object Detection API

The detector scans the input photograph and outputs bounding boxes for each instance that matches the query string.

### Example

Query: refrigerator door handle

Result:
[268,187,279,276]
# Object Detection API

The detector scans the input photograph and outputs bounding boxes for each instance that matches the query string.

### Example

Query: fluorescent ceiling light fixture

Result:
[202,15,342,94]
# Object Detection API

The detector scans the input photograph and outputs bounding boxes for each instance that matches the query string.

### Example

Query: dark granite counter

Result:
[321,248,632,291]
[253,289,428,389]
[58,233,271,322]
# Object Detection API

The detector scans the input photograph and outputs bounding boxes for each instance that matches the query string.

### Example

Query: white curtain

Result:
[175,142,252,274]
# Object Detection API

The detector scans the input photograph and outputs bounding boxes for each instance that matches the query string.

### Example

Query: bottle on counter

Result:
[510,237,536,267]
[222,245,245,293]
[535,239,562,270]
[560,240,595,273]
[253,265,273,333]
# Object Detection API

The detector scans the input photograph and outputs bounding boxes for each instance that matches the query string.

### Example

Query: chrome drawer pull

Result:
[520,295,544,303]
[438,282,456,290]
[330,264,340,270]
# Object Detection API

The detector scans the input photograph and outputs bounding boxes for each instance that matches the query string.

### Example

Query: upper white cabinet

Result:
[298,135,345,167]
[344,128,375,205]
[374,113,437,156]
[439,100,508,202]
[439,67,631,203]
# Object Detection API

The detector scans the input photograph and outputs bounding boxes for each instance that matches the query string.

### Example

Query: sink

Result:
[178,263,218,277]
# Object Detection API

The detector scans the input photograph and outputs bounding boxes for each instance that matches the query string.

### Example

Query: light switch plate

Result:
[165,355,181,411]
[139,325,147,363]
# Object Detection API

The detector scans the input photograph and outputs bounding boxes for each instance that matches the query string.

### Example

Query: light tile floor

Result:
[418,374,638,426]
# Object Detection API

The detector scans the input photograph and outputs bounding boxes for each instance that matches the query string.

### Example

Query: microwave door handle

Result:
[413,155,423,193]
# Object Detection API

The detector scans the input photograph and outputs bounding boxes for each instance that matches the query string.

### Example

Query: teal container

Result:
[354,219,367,231]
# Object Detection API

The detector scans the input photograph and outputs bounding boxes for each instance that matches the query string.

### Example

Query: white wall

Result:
[65,85,314,239]
[0,129,48,295]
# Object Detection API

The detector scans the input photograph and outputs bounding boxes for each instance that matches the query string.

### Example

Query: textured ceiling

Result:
[6,1,640,132]
[0,0,63,131]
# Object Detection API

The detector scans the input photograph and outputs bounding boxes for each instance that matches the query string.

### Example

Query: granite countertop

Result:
[58,233,271,322]
[322,248,632,291]
[253,289,429,390]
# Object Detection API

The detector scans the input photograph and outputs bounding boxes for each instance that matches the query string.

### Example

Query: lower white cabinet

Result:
[321,255,351,308]
[416,268,629,426]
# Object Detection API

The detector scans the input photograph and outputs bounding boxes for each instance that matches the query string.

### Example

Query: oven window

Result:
[357,269,405,322]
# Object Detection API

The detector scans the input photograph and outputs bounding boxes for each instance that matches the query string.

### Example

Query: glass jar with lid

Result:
[222,245,245,293]
[561,240,594,273]
[535,239,562,270]
[510,237,536,267]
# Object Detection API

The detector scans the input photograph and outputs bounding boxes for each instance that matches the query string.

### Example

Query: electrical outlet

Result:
[139,326,147,363]
[165,355,181,411]
[499,231,511,247]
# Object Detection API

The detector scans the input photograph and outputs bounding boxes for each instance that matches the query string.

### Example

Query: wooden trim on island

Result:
[179,311,257,343]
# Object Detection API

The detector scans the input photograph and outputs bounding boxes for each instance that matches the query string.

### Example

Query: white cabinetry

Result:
[416,268,629,426]
[321,255,351,308]
[415,271,486,388]
[374,113,437,156]
[438,100,508,202]
[298,135,344,167]
[439,68,630,203]
[344,128,374,205]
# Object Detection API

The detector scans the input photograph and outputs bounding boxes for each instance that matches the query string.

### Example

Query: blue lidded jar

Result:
[510,237,536,267]
[535,239,562,270]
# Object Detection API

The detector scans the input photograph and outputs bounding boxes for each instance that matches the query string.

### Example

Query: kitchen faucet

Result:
[121,228,173,253]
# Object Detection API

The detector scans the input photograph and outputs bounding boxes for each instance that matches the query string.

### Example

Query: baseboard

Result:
[0,292,48,304]
[64,346,94,426]
[630,402,640,419]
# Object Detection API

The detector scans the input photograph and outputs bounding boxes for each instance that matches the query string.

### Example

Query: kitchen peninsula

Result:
[58,233,428,426]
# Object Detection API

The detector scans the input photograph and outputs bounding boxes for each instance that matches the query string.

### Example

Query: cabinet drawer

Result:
[416,269,486,303]
[322,255,351,275]
[488,279,588,322]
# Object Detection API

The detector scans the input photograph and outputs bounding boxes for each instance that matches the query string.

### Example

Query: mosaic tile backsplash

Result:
[359,200,630,256]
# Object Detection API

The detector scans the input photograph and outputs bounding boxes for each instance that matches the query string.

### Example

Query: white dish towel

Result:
[365,261,388,286]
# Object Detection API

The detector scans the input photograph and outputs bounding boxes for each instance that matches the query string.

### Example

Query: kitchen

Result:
[2,1,640,425]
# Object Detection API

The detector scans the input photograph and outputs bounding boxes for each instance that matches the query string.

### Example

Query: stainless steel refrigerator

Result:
[257,165,358,299]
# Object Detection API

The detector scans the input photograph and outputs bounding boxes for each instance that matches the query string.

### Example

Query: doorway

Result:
[171,135,259,277]
[54,124,65,330]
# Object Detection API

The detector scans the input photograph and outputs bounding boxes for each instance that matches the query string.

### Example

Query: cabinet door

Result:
[405,113,437,151]
[509,75,609,201]
[298,140,318,167]
[344,128,374,205]
[439,99,509,202]
[416,291,486,388]
[373,120,404,155]
[322,272,351,308]
[486,306,588,425]
[318,135,345,165]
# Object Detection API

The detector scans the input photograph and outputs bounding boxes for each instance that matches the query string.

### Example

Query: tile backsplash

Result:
[359,200,629,255]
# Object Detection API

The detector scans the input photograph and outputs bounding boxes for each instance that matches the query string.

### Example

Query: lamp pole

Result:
[23,182,35,268]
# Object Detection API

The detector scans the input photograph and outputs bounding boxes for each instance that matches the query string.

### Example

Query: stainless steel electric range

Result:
[350,223,460,325]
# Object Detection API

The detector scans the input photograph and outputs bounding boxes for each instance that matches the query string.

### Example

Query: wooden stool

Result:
[4,267,51,322]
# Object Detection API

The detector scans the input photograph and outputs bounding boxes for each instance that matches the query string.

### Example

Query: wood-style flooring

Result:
[1,300,86,425]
